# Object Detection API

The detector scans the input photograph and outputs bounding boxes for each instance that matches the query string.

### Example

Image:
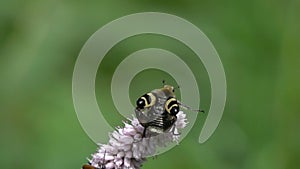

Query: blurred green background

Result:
[1,0,300,169]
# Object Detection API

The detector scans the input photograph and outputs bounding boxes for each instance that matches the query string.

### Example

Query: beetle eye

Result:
[170,106,179,115]
[136,97,146,109]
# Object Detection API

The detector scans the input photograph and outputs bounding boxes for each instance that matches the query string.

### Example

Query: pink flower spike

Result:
[87,111,188,169]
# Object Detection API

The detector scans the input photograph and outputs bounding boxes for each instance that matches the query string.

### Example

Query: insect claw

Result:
[172,131,181,135]
[142,127,147,138]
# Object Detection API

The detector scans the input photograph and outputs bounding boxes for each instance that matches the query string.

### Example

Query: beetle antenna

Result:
[177,101,205,113]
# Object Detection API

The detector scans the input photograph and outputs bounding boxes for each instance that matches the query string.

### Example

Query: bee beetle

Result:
[135,83,204,137]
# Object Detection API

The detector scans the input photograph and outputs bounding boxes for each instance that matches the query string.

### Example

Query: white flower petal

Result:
[125,151,132,158]
[119,135,134,144]
[117,151,125,158]
[124,157,131,168]
[105,162,115,169]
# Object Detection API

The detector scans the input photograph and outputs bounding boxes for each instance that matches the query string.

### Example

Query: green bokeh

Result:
[1,0,299,169]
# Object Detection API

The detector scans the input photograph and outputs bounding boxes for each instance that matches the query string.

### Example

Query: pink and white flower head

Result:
[87,111,188,169]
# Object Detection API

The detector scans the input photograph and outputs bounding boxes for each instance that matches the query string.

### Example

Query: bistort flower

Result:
[87,111,187,169]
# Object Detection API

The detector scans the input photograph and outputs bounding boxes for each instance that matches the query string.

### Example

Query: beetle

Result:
[135,83,204,137]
